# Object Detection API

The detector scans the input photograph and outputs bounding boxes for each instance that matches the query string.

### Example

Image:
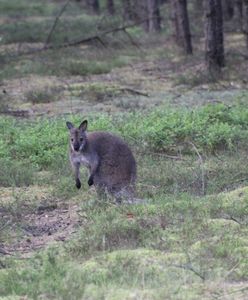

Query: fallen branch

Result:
[171,263,205,281]
[44,0,71,47]
[23,18,156,55]
[123,28,142,50]
[0,109,31,118]
[120,87,149,97]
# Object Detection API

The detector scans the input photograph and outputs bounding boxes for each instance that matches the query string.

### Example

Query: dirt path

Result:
[0,200,79,257]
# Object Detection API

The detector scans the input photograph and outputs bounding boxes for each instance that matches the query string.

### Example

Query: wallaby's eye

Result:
[71,138,74,142]
[80,138,83,142]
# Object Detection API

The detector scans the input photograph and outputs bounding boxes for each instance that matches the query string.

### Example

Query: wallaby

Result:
[66,120,137,203]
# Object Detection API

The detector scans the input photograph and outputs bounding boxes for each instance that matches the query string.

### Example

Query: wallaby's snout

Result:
[73,144,80,152]
[66,120,87,152]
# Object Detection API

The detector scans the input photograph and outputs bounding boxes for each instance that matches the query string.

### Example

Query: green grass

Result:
[1,102,248,168]
[0,158,36,187]
[1,1,248,299]
[1,102,248,199]
[0,15,99,44]
[0,47,137,81]
[0,190,247,299]
[0,0,57,17]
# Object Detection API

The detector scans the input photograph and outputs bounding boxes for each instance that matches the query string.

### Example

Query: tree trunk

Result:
[204,0,225,73]
[170,0,193,54]
[195,0,203,10]
[146,0,161,32]
[170,0,181,44]
[243,0,248,50]
[137,0,161,32]
[107,0,115,15]
[222,0,234,20]
[234,0,243,30]
[87,0,100,14]
[123,0,133,20]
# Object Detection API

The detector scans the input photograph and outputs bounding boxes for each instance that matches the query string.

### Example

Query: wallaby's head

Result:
[66,120,88,152]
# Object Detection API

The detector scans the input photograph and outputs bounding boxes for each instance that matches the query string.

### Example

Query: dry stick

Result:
[28,18,157,54]
[216,287,248,299]
[188,141,206,196]
[170,263,205,281]
[123,28,142,50]
[6,17,157,59]
[120,87,149,97]
[44,0,71,48]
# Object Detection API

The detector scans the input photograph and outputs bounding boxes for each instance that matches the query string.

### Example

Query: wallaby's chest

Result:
[71,152,91,168]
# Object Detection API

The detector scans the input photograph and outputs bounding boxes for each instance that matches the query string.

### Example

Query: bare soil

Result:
[1,202,80,257]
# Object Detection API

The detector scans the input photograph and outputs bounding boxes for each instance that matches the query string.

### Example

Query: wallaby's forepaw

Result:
[76,178,81,189]
[88,176,94,186]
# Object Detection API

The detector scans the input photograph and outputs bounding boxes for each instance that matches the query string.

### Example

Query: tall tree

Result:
[133,0,161,32]
[243,0,248,50]
[204,0,225,72]
[146,0,161,32]
[170,0,193,54]
[123,0,133,21]
[234,0,243,30]
[87,0,100,14]
[107,0,115,15]
[222,0,234,20]
[194,0,203,10]
[170,0,181,44]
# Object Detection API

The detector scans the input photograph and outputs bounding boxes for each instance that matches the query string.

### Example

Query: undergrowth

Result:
[0,102,248,170]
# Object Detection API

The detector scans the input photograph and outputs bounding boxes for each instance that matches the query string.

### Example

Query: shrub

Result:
[25,86,62,104]
[1,103,248,171]
[0,158,36,187]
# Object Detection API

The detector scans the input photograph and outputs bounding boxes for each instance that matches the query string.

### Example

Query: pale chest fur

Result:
[70,152,91,169]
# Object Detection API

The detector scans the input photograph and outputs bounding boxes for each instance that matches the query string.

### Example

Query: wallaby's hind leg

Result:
[72,162,81,189]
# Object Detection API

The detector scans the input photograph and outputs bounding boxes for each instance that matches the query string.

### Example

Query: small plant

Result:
[0,92,9,112]
[25,86,62,104]
[0,158,36,187]
[69,82,121,102]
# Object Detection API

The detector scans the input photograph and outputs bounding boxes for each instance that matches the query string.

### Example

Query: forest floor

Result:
[0,1,248,299]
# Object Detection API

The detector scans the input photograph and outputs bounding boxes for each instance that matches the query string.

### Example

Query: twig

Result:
[120,87,149,97]
[0,220,11,231]
[188,141,206,196]
[216,286,248,299]
[0,109,31,118]
[123,28,141,50]
[0,247,12,256]
[14,17,156,56]
[44,0,71,47]
[229,216,242,225]
[170,263,205,281]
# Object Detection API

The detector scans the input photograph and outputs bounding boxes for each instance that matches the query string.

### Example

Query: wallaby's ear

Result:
[66,121,74,130]
[79,120,88,131]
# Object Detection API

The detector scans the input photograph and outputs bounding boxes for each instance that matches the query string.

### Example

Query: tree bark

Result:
[222,0,234,20]
[134,0,161,32]
[170,0,181,44]
[146,0,161,32]
[204,0,225,73]
[87,0,100,14]
[123,0,133,20]
[234,0,243,30]
[107,0,115,15]
[170,0,193,54]
[195,0,203,10]
[243,0,248,50]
